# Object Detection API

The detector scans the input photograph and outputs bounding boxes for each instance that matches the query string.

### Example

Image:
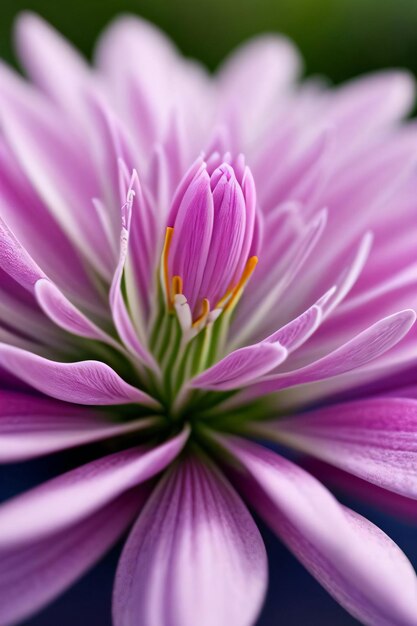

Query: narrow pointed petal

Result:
[0,344,157,406]
[191,342,288,391]
[168,169,214,313]
[328,71,415,141]
[109,184,159,370]
[199,166,247,306]
[113,454,267,626]
[220,436,417,626]
[14,12,91,112]
[247,310,416,398]
[0,139,94,302]
[305,460,417,526]
[233,208,327,345]
[218,35,301,145]
[35,278,115,344]
[261,397,417,499]
[0,490,145,626]
[263,303,322,351]
[0,65,111,277]
[0,216,45,290]
[0,391,160,462]
[0,428,188,548]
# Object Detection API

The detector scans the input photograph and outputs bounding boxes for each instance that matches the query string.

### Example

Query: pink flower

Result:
[1,11,417,626]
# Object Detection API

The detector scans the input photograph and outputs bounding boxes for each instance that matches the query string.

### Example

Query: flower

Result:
[1,11,417,626]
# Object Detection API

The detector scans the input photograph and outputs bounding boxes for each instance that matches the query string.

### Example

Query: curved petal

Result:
[0,428,188,547]
[305,459,417,526]
[0,63,111,277]
[109,181,159,371]
[113,453,267,626]
[14,12,91,113]
[0,216,45,290]
[220,436,417,626]
[262,397,417,498]
[246,309,416,399]
[0,489,145,626]
[35,278,116,345]
[263,303,322,350]
[0,391,161,462]
[328,71,416,143]
[191,342,288,391]
[0,343,157,406]
[218,35,302,145]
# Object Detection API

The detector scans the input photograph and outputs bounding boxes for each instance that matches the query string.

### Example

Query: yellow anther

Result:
[161,227,174,308]
[171,275,183,298]
[226,256,258,311]
[192,298,210,328]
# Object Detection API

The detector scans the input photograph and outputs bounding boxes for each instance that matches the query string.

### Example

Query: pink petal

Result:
[191,342,288,391]
[0,63,111,277]
[263,303,322,351]
[328,71,415,142]
[35,278,115,344]
[247,310,416,398]
[263,397,417,498]
[0,139,95,303]
[0,216,44,290]
[305,459,417,526]
[0,391,160,462]
[233,208,327,345]
[0,490,145,626]
[168,168,214,314]
[221,436,417,625]
[113,454,267,626]
[109,181,158,370]
[0,428,188,547]
[14,12,91,113]
[0,344,157,406]
[218,35,301,146]
[0,220,111,343]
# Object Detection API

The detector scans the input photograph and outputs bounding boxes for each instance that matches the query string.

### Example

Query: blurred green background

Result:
[1,0,417,82]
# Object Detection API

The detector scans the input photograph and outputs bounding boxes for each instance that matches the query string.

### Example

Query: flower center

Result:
[160,154,258,339]
[146,154,260,419]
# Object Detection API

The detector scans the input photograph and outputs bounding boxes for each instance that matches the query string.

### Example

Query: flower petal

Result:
[14,12,91,113]
[0,343,157,406]
[35,278,115,344]
[246,309,416,399]
[0,215,45,290]
[0,490,144,626]
[168,168,214,314]
[261,397,417,499]
[0,428,188,548]
[305,459,417,526]
[262,303,322,351]
[218,35,301,146]
[191,342,288,391]
[0,63,111,277]
[220,436,417,626]
[113,454,267,626]
[0,391,160,462]
[109,180,159,370]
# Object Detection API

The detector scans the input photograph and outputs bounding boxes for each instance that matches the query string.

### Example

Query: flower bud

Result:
[161,155,258,329]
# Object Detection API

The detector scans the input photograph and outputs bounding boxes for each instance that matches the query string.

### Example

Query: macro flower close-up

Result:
[2,8,417,626]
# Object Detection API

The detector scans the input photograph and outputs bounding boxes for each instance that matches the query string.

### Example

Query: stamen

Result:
[172,275,183,298]
[215,288,233,310]
[226,256,258,310]
[192,298,210,328]
[161,227,174,308]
